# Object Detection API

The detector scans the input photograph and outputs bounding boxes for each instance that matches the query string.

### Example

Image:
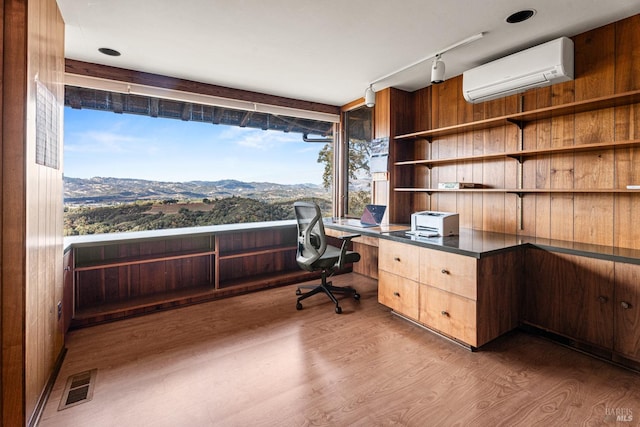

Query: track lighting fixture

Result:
[364,85,376,107]
[363,32,485,103]
[431,55,445,84]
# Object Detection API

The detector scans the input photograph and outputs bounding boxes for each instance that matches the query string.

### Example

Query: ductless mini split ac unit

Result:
[462,36,574,104]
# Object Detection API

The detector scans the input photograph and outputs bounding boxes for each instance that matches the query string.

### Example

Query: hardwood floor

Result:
[39,274,640,426]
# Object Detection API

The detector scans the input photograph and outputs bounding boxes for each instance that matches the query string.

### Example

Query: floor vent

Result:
[58,369,97,411]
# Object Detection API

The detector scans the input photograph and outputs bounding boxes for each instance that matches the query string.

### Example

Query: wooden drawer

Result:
[379,240,419,282]
[378,270,419,321]
[420,248,477,299]
[419,285,477,347]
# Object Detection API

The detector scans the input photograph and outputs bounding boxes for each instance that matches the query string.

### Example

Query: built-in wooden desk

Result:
[325,222,640,370]
[324,219,411,279]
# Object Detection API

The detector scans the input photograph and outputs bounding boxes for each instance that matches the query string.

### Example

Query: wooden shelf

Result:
[70,223,306,328]
[218,270,319,290]
[71,269,320,329]
[395,89,640,141]
[507,189,640,194]
[395,152,505,167]
[75,249,216,271]
[395,188,506,193]
[218,245,296,261]
[73,283,216,319]
[395,139,640,168]
[394,188,640,196]
[504,139,640,162]
[391,90,640,208]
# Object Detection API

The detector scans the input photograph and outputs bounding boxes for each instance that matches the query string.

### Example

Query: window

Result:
[344,106,373,217]
[63,89,335,235]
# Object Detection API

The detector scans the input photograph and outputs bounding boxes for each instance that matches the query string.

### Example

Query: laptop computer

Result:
[343,204,387,228]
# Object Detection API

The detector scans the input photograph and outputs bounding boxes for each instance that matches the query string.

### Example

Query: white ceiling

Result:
[56,0,640,107]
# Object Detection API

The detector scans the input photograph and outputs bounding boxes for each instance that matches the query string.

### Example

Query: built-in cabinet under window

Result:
[67,223,314,328]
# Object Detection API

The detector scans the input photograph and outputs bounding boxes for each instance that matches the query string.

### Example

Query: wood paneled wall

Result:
[1,2,28,424]
[1,0,65,425]
[373,87,414,220]
[385,14,640,249]
[26,0,65,422]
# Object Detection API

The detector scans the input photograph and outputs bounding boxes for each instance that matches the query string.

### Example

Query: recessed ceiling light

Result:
[506,9,536,24]
[98,47,121,57]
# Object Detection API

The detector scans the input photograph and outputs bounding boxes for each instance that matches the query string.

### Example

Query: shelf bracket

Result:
[514,191,524,233]
[506,154,525,164]
[506,118,526,130]
[508,191,526,199]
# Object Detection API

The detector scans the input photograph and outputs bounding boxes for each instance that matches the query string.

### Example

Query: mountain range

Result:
[64,176,330,205]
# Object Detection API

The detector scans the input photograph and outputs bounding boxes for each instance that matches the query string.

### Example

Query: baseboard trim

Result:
[390,310,476,351]
[518,323,640,374]
[28,346,67,427]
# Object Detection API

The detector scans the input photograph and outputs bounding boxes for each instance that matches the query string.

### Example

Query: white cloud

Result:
[65,130,150,153]
[217,127,302,151]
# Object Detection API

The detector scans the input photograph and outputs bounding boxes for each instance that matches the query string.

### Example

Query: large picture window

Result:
[63,87,335,235]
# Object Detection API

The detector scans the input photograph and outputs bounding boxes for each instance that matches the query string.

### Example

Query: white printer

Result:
[408,211,459,237]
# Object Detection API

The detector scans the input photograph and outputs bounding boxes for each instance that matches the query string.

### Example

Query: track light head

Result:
[364,85,375,107]
[431,55,445,84]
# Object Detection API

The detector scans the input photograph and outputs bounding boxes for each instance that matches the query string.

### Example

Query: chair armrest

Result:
[336,233,360,269]
[337,233,361,242]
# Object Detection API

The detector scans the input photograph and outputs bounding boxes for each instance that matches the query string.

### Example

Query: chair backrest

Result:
[293,201,327,271]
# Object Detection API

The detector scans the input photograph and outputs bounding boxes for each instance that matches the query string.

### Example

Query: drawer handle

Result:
[441,310,449,317]
[441,269,449,274]
[621,301,632,310]
[598,296,608,304]
[393,292,400,297]
[394,257,401,262]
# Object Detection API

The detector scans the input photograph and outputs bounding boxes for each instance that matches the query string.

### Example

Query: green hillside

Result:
[64,196,333,236]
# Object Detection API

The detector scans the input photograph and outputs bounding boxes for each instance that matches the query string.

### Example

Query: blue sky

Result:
[63,107,327,185]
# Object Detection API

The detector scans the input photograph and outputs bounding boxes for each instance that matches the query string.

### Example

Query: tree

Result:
[317,143,333,190]
[317,141,371,190]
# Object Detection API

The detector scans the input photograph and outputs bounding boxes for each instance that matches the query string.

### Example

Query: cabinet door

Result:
[523,249,613,349]
[614,262,640,361]
[378,270,419,320]
[379,240,419,282]
[419,285,477,347]
[419,248,477,299]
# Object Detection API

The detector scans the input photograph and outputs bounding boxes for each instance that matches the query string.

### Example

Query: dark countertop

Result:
[520,236,640,265]
[63,218,640,265]
[325,219,640,265]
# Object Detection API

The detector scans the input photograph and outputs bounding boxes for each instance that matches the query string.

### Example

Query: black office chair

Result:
[293,201,361,314]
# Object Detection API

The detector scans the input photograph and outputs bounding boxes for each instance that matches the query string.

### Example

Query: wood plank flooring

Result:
[39,274,640,426]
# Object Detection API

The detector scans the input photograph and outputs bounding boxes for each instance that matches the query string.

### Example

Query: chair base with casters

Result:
[295,269,360,314]
[293,201,362,314]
